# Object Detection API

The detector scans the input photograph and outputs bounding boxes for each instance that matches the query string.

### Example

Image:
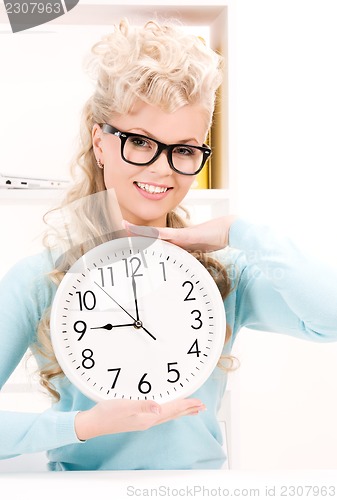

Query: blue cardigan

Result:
[1,219,336,470]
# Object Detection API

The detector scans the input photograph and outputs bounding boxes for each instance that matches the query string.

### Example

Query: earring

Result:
[96,158,104,169]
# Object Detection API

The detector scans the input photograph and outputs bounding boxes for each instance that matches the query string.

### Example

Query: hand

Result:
[124,215,238,252]
[75,398,206,440]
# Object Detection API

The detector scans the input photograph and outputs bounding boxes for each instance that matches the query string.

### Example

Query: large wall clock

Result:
[50,236,226,403]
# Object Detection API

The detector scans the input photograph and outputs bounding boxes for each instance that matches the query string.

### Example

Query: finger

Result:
[156,226,217,252]
[123,221,160,239]
[109,399,161,418]
[138,398,203,417]
[172,397,205,411]
[125,221,197,250]
[156,401,207,426]
[124,220,205,250]
[131,399,206,430]
[160,398,206,419]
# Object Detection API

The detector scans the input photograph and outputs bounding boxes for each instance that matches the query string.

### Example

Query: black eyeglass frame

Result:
[100,123,212,176]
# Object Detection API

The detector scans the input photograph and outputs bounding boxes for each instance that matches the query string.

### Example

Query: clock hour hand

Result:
[90,323,134,330]
[93,281,157,340]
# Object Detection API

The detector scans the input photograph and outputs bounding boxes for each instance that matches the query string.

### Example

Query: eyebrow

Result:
[129,128,199,145]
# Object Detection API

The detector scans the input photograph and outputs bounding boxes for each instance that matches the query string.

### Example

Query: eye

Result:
[173,146,196,156]
[129,136,154,149]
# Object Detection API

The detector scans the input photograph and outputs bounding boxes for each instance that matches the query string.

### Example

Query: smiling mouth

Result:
[134,182,172,194]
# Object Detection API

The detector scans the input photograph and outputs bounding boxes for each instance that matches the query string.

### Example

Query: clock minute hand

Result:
[131,274,140,321]
[93,281,136,322]
[131,276,157,340]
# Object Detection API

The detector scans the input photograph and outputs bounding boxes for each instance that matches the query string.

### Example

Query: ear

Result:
[92,123,104,161]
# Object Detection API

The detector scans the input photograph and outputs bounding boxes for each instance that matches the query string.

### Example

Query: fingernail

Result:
[190,405,206,416]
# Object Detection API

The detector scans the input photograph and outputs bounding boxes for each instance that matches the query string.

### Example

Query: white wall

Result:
[228,0,337,469]
[233,0,337,259]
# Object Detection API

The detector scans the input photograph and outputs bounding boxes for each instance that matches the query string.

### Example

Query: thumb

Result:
[140,400,162,415]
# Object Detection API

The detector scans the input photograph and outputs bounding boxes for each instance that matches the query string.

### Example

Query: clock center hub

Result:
[134,320,143,329]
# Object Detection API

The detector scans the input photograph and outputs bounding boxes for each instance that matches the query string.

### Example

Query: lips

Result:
[134,181,173,199]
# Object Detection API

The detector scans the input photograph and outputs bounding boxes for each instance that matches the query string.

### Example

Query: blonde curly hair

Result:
[36,19,235,401]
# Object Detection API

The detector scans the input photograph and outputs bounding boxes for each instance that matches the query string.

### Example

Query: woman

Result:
[0,19,336,471]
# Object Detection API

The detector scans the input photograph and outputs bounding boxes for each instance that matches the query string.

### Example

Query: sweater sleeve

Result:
[0,253,81,459]
[228,219,337,341]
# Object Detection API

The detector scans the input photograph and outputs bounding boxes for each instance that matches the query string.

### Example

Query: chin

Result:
[124,213,164,227]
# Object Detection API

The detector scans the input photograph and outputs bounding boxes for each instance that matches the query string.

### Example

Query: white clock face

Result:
[50,236,226,403]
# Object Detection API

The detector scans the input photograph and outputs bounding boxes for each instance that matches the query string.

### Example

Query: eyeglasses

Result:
[100,123,212,176]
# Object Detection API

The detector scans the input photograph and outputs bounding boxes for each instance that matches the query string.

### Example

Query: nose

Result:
[148,150,172,176]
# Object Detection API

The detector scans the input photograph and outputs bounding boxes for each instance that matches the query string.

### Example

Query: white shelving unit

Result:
[0,0,233,191]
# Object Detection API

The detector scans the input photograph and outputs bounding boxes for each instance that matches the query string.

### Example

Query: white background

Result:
[229,0,337,470]
[1,0,337,472]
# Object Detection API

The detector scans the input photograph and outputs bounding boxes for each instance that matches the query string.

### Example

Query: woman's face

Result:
[92,101,209,227]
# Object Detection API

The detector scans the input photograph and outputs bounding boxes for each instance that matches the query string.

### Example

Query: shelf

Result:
[0,188,229,202]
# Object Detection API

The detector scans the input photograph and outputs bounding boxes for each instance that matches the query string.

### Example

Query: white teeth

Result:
[136,182,168,194]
